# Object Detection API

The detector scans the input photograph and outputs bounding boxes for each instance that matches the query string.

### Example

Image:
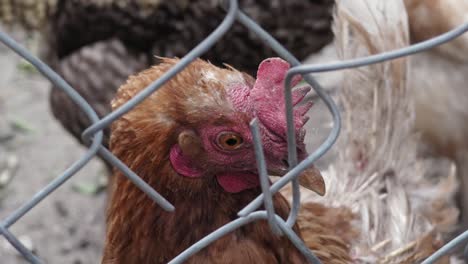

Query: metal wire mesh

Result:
[0,0,467,263]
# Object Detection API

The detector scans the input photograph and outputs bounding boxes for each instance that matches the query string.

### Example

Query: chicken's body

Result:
[296,203,356,263]
[105,167,304,263]
[403,0,468,228]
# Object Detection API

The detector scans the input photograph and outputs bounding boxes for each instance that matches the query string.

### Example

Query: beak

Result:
[269,165,326,196]
[297,165,326,196]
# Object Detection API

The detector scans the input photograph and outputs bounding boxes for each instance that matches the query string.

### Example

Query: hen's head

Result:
[111,57,323,195]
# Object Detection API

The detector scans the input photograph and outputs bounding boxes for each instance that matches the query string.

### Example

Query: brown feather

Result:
[297,203,357,264]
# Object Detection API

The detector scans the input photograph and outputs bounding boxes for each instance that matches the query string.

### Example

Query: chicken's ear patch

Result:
[170,130,204,178]
[178,130,202,158]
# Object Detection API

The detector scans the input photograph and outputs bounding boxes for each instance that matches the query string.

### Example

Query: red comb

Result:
[249,58,313,141]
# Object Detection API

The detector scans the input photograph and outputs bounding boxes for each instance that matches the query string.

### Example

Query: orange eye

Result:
[217,132,244,150]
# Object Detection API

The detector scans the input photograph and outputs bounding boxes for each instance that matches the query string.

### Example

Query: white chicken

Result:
[289,0,461,262]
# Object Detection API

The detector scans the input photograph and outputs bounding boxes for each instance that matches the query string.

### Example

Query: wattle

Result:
[216,172,260,193]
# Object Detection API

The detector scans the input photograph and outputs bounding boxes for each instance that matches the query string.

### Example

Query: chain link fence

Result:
[0,0,467,263]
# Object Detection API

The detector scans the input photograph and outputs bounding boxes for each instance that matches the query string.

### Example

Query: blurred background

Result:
[0,32,107,263]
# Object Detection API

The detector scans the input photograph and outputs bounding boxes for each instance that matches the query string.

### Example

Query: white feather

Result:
[289,0,460,261]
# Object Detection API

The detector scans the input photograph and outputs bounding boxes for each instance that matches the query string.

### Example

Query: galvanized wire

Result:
[0,0,467,263]
[250,119,282,236]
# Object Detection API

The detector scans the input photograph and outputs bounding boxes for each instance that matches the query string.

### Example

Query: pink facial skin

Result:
[169,58,313,193]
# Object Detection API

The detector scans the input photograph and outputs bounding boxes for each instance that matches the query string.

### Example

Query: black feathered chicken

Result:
[0,1,334,163]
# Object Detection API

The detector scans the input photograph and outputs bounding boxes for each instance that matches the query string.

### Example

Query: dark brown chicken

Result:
[0,0,334,155]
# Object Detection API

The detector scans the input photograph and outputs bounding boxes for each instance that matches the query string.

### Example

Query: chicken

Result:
[305,0,468,230]
[404,0,468,62]
[290,0,460,263]
[0,0,334,155]
[103,57,327,263]
[403,0,468,229]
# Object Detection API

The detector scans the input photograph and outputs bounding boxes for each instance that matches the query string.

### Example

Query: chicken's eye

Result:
[217,132,244,150]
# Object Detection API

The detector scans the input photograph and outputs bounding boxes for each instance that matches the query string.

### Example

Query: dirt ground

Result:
[0,34,107,263]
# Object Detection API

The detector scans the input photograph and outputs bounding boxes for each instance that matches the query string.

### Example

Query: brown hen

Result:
[103,57,328,263]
